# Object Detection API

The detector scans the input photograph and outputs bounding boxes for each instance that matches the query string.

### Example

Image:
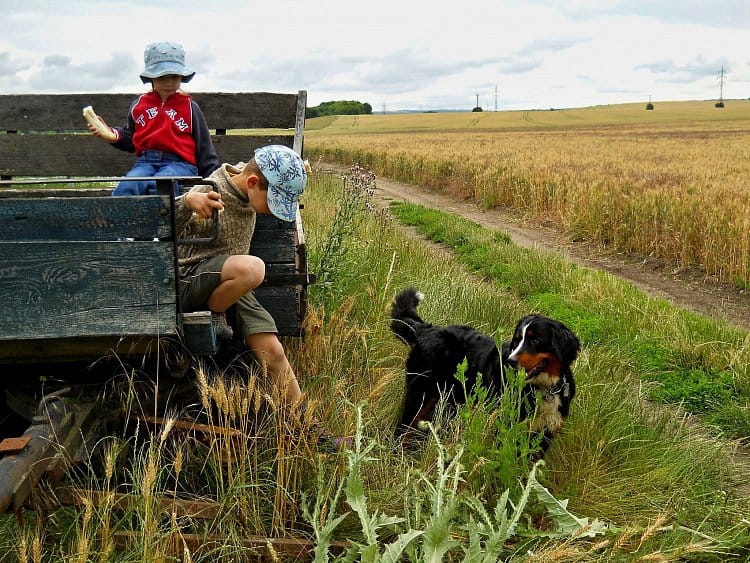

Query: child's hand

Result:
[87,115,113,138]
[185,190,224,219]
[82,106,117,141]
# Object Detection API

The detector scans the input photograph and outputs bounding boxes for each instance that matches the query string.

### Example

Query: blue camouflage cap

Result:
[254,145,308,222]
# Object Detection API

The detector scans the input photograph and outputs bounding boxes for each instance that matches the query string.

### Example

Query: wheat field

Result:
[306,100,750,287]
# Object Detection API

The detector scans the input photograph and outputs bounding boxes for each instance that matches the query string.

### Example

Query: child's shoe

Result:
[211,312,234,340]
[310,422,352,451]
[295,400,352,451]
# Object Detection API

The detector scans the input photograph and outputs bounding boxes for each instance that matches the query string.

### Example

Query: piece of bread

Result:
[82,105,117,142]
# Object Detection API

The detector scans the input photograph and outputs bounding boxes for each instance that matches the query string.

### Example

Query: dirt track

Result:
[323,163,749,332]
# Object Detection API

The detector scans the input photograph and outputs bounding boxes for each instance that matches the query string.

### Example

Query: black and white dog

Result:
[391,287,580,453]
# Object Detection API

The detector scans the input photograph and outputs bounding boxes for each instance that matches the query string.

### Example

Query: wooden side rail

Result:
[0,91,311,343]
[0,92,306,177]
[0,190,178,346]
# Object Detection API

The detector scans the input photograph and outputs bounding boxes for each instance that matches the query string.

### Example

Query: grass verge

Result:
[389,201,750,440]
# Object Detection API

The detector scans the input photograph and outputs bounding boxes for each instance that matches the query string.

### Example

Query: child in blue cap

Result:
[177,145,350,449]
[88,41,219,196]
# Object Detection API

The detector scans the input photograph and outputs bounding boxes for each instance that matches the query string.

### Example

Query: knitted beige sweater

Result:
[175,162,257,277]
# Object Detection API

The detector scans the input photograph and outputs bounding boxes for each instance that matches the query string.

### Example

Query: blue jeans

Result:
[113,150,199,196]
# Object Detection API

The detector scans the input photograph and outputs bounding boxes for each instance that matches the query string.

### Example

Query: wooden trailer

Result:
[0,91,311,361]
[0,91,314,512]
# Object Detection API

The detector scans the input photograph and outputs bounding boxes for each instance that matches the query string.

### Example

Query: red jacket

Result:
[112,90,219,177]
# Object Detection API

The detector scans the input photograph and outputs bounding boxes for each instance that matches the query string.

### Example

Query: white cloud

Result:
[24,52,136,91]
[0,0,747,109]
[557,0,750,28]
[637,55,731,84]
[0,51,28,77]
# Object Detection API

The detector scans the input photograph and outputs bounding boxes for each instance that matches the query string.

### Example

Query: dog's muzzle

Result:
[525,358,549,380]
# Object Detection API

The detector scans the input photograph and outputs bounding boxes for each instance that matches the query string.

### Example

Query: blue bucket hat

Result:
[254,145,308,222]
[140,41,195,83]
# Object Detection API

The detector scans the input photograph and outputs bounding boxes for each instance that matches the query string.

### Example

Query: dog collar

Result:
[544,375,570,402]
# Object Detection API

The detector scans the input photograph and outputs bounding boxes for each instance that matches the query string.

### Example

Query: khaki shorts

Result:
[179,255,277,338]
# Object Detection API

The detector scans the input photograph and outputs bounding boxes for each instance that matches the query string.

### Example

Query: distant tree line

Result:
[306,100,372,118]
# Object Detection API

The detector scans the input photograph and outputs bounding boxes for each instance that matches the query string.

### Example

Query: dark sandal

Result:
[211,312,234,340]
[297,401,352,451]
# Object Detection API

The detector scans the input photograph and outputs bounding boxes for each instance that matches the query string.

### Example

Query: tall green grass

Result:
[389,201,750,441]
[1,169,749,560]
[301,169,750,558]
[302,169,750,557]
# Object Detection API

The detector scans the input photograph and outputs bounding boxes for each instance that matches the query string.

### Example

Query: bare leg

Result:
[245,331,302,404]
[207,255,265,312]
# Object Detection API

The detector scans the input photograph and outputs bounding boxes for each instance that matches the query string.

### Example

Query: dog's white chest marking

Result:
[531,393,564,434]
[527,372,556,388]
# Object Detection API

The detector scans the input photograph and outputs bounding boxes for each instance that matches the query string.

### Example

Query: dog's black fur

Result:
[391,287,580,453]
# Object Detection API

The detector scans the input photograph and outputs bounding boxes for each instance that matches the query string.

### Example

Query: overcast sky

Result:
[1,0,748,111]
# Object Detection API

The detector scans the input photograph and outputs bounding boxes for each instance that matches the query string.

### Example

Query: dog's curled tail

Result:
[390,287,426,345]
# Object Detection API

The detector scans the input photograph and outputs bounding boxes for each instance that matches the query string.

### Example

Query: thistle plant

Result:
[301,404,609,562]
[313,164,376,291]
[453,359,543,497]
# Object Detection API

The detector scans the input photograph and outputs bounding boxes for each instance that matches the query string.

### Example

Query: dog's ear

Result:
[552,322,580,365]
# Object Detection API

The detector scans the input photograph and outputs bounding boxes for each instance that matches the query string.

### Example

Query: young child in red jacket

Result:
[88,41,219,196]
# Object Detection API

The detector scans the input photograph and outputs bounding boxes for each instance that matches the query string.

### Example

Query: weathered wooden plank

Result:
[112,531,349,559]
[0,134,294,177]
[262,317,301,336]
[213,134,294,165]
[0,92,299,131]
[252,215,298,263]
[136,415,248,438]
[264,264,297,277]
[194,92,300,129]
[0,191,301,259]
[255,213,300,231]
[0,335,161,363]
[0,195,172,240]
[58,488,227,519]
[0,188,113,198]
[250,230,296,263]
[0,241,177,340]
[255,286,300,336]
[262,274,311,286]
